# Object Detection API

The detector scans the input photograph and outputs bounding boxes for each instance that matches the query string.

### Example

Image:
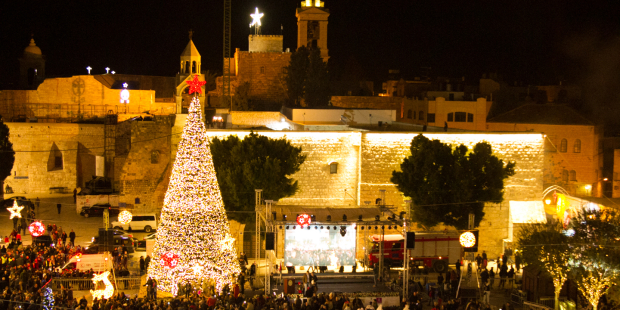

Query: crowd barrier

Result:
[51,277,142,291]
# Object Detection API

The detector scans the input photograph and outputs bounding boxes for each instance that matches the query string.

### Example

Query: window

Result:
[260,66,265,74]
[427,113,435,123]
[449,93,454,101]
[407,110,412,119]
[448,113,454,122]
[562,170,569,182]
[419,111,424,121]
[413,111,416,119]
[455,112,466,122]
[467,113,474,122]
[151,150,160,164]
[569,170,576,181]
[135,198,141,204]
[281,67,287,74]
[574,139,581,153]
[560,139,567,152]
[54,155,63,169]
[330,162,338,174]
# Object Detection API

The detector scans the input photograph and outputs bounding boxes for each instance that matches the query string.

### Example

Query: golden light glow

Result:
[7,201,23,219]
[147,95,240,295]
[118,210,133,224]
[90,271,114,300]
[545,199,551,205]
[460,232,476,248]
[250,7,263,28]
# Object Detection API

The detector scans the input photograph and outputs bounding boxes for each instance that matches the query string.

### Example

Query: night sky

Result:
[1,0,620,91]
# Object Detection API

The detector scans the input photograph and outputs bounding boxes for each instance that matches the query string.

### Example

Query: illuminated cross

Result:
[219,234,235,251]
[86,66,92,74]
[105,67,110,74]
[7,201,24,220]
[250,8,263,35]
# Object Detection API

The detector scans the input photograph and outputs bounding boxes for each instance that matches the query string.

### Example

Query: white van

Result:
[111,213,158,233]
[62,253,112,272]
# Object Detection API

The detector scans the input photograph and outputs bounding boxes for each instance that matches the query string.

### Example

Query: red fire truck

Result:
[368,232,462,273]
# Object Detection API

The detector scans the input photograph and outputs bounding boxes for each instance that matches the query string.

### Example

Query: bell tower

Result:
[179,30,202,77]
[296,0,329,61]
[19,35,46,90]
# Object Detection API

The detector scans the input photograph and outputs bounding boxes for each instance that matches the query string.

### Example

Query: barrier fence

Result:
[51,277,142,291]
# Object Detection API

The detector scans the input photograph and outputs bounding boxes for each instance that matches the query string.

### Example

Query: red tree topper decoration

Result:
[186,75,206,95]
[160,252,180,269]
[296,214,311,227]
[29,221,46,237]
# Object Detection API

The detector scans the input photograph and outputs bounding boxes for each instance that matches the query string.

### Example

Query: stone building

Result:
[487,104,603,198]
[19,36,46,90]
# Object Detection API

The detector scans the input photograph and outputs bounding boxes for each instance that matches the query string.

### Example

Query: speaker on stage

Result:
[406,232,416,249]
[265,232,275,250]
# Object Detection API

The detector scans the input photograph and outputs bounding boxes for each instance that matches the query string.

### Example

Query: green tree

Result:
[304,48,330,108]
[568,209,620,310]
[210,132,306,222]
[284,46,310,107]
[391,134,515,229]
[0,116,15,195]
[516,220,570,310]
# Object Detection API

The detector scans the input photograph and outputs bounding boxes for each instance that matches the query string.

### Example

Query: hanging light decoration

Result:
[29,221,46,237]
[118,210,133,224]
[459,232,476,248]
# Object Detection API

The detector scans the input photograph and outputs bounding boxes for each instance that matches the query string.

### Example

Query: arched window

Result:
[260,66,265,74]
[419,111,424,120]
[185,61,190,74]
[407,110,412,119]
[574,139,581,153]
[560,139,567,152]
[569,170,576,181]
[192,61,197,73]
[562,169,569,182]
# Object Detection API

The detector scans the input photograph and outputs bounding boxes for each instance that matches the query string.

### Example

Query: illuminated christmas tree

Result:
[148,75,240,295]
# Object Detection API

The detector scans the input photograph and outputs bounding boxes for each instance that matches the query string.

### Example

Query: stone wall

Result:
[0,75,175,121]
[5,123,105,194]
[236,51,290,102]
[331,96,400,110]
[249,35,283,53]
[116,116,173,211]
[487,122,601,197]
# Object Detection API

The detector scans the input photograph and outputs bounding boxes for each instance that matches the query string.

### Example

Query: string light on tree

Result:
[118,210,133,224]
[42,287,54,310]
[7,201,23,219]
[147,74,240,295]
[90,271,115,300]
[29,221,46,237]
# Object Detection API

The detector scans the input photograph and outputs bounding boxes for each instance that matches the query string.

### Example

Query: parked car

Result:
[3,196,30,208]
[111,213,158,232]
[80,203,120,218]
[85,234,137,254]
[32,235,54,247]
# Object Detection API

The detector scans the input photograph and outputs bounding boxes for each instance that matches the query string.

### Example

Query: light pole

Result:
[403,199,411,299]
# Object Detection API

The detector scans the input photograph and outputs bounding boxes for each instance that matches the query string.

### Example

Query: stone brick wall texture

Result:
[6,123,105,193]
[331,96,400,110]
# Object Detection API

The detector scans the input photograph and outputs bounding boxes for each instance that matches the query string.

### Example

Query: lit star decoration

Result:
[147,89,241,295]
[250,7,264,28]
[7,201,24,219]
[90,271,115,300]
[29,221,46,237]
[186,75,206,95]
[118,210,133,224]
[120,83,130,103]
[459,232,476,248]
[219,234,236,252]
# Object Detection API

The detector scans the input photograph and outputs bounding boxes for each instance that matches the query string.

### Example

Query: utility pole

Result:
[223,0,232,111]
[403,200,411,299]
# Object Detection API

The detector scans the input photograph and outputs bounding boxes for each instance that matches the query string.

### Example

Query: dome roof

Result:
[24,38,42,55]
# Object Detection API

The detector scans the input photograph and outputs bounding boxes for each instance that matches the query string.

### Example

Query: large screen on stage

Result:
[284,225,356,266]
